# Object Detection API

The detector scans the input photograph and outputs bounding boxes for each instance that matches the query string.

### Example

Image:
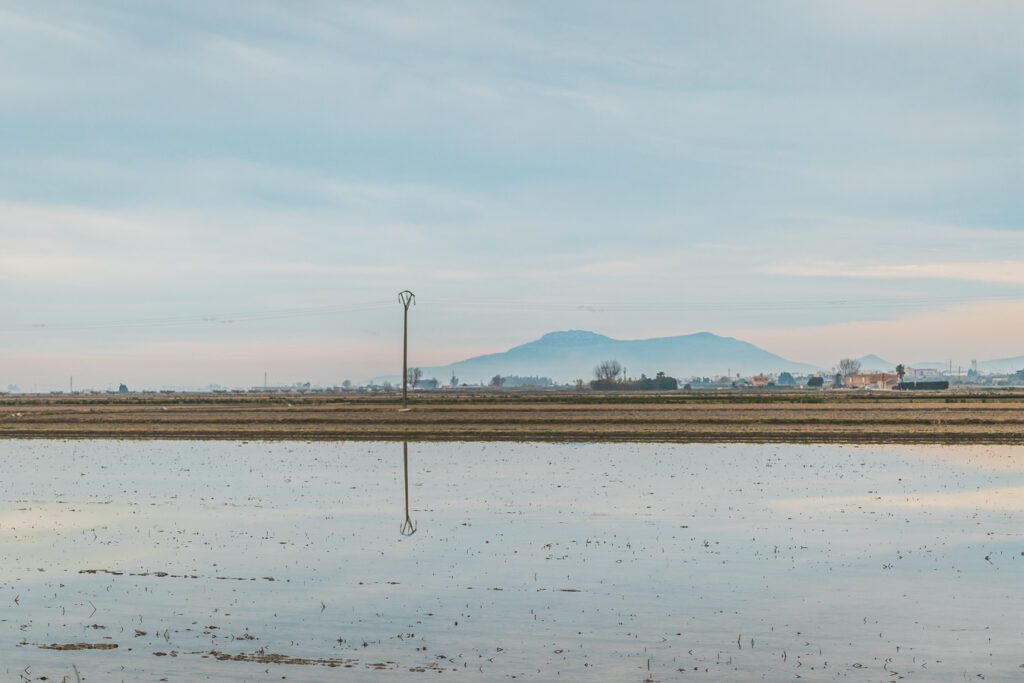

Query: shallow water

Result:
[1,440,1021,681]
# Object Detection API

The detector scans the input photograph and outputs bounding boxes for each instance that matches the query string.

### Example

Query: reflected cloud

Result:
[773,485,1024,512]
[892,444,1024,472]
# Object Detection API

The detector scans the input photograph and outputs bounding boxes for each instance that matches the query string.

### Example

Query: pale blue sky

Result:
[1,1,1022,388]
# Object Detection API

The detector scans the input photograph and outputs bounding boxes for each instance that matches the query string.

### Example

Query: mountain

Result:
[414,330,817,384]
[979,355,1024,374]
[855,354,895,371]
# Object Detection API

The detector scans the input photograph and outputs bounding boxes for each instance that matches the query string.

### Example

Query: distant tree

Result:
[834,373,844,388]
[382,381,393,391]
[574,379,585,391]
[407,367,423,387]
[838,358,862,376]
[593,371,679,391]
[651,371,678,390]
[489,374,505,387]
[895,364,906,387]
[341,379,352,389]
[118,383,128,393]
[807,376,824,388]
[450,374,459,387]
[777,371,796,386]
[593,360,623,382]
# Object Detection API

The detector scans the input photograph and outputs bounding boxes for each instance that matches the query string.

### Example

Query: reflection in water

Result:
[1,440,1021,681]
[400,441,417,536]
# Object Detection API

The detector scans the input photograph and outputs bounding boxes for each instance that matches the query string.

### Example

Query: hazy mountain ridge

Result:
[415,330,818,384]
[979,356,1024,374]
[854,354,895,370]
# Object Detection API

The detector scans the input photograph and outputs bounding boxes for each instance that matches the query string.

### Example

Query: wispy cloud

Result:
[0,201,166,239]
[763,260,1024,286]
[0,7,92,42]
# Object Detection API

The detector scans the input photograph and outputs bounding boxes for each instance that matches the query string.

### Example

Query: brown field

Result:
[2,390,1024,443]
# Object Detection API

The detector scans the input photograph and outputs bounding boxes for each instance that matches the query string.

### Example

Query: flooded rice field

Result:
[1,440,1021,681]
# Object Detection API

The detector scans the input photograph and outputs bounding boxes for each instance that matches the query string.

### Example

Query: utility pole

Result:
[398,290,416,408]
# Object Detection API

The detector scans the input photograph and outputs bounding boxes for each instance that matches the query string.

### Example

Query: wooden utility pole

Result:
[398,290,416,408]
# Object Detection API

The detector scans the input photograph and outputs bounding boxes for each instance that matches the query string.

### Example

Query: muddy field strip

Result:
[2,391,1024,442]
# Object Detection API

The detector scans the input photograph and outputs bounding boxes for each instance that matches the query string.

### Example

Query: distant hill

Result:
[855,354,895,371]
[412,330,817,384]
[979,355,1024,374]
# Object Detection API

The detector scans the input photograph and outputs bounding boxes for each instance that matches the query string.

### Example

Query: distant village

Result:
[372,357,1024,393]
[17,357,1022,396]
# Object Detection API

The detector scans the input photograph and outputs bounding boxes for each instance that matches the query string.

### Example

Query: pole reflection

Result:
[400,441,417,536]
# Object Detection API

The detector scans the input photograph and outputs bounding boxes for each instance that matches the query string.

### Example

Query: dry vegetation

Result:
[2,390,1024,443]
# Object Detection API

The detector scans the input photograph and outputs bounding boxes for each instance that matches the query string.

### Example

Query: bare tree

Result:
[407,367,423,387]
[838,358,861,377]
[593,360,623,382]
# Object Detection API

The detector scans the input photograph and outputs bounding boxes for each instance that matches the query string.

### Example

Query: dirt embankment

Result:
[2,390,1024,443]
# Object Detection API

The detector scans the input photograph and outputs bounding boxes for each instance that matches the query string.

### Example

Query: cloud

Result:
[0,201,166,239]
[0,252,111,280]
[0,7,92,42]
[223,260,400,277]
[763,260,1024,286]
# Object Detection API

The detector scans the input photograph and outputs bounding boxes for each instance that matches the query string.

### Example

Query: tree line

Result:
[590,360,679,391]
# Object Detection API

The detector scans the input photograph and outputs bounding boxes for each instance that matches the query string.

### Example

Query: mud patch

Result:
[79,568,279,582]
[37,642,118,651]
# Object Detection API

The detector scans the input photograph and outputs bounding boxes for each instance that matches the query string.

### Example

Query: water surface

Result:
[1,440,1021,681]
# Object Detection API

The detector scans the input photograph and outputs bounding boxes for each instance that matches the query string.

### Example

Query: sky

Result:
[1,0,1022,389]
